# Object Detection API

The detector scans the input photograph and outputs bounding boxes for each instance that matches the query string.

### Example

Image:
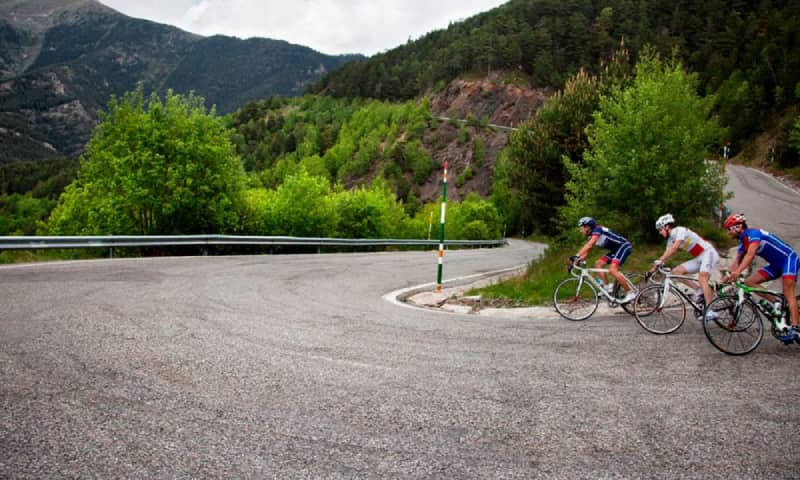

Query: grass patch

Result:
[0,249,105,264]
[785,165,800,183]
[470,237,678,306]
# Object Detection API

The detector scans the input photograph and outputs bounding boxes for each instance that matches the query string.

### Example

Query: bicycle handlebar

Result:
[567,256,585,273]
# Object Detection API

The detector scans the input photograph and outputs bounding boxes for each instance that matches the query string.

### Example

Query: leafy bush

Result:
[0,194,56,235]
[261,169,336,237]
[332,181,407,238]
[455,166,474,188]
[446,193,502,239]
[473,138,486,167]
[404,140,436,184]
[562,51,726,242]
[460,220,490,240]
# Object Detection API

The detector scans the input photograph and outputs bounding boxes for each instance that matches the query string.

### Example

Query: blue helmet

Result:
[577,216,596,228]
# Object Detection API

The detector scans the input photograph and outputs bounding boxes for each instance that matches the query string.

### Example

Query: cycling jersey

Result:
[591,226,629,251]
[738,228,799,280]
[591,226,632,265]
[667,226,713,257]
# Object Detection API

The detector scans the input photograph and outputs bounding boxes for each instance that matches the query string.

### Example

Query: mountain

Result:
[0,0,363,162]
[312,0,800,146]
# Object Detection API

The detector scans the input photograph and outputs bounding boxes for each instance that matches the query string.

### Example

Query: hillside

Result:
[228,73,548,206]
[422,73,549,201]
[0,0,362,162]
[313,0,800,152]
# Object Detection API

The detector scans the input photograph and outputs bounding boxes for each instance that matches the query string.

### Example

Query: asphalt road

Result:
[1,164,799,479]
[3,237,799,479]
[726,164,800,246]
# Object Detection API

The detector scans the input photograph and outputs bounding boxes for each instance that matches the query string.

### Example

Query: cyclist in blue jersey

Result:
[722,213,799,342]
[574,217,636,303]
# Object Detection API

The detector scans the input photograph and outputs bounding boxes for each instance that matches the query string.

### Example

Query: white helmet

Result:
[655,213,675,230]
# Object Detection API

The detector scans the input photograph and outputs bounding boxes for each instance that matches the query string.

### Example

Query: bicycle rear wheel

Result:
[553,277,599,321]
[703,296,763,355]
[633,284,686,334]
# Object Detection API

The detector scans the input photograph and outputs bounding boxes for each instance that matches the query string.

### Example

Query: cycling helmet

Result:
[723,213,746,229]
[577,216,596,228]
[655,213,674,230]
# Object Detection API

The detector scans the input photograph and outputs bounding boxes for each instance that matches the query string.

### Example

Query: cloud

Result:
[99,0,507,56]
[182,0,210,25]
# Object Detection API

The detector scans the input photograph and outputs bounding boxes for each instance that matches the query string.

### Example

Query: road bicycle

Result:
[702,280,800,355]
[633,266,729,334]
[552,257,646,321]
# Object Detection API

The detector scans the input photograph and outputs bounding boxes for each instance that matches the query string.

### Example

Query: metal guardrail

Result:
[0,235,507,251]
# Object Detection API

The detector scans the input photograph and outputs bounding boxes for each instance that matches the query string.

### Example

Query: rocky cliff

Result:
[418,74,550,201]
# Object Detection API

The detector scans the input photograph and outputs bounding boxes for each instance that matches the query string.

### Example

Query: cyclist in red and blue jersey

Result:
[574,217,636,303]
[722,213,799,343]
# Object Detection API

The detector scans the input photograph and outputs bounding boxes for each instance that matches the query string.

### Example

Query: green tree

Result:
[501,69,603,235]
[562,50,726,241]
[261,169,336,237]
[0,193,56,235]
[447,193,502,240]
[48,86,246,235]
[332,180,407,238]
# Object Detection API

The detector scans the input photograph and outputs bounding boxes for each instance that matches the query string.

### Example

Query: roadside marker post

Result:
[436,161,448,292]
[721,139,731,224]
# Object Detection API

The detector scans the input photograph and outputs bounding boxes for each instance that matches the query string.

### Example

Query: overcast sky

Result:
[98,1,508,57]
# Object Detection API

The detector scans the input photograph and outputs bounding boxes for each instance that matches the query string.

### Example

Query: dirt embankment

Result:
[418,74,550,202]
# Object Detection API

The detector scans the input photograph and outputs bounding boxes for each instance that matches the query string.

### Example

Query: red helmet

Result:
[723,213,746,229]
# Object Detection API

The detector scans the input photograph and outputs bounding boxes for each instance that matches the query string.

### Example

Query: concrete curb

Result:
[383,264,630,320]
[382,264,527,314]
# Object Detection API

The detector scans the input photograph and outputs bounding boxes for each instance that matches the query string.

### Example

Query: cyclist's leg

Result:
[698,249,720,305]
[673,260,700,295]
[595,256,610,285]
[746,264,778,301]
[609,243,633,293]
[781,254,799,328]
[783,276,798,328]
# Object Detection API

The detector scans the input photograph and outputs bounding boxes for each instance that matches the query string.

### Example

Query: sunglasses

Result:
[727,225,741,232]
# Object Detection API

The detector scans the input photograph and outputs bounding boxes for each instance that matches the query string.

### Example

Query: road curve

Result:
[3,237,799,478]
[726,164,800,246]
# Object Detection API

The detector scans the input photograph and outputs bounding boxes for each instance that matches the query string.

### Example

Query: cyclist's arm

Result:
[729,242,759,280]
[576,235,599,261]
[656,239,683,265]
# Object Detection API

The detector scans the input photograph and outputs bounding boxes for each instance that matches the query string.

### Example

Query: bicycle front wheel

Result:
[633,284,686,334]
[703,296,763,355]
[553,277,599,321]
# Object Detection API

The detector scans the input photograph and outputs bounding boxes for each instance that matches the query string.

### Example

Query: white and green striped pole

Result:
[436,161,448,292]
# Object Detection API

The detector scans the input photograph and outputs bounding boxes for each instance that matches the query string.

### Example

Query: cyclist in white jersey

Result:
[652,214,720,316]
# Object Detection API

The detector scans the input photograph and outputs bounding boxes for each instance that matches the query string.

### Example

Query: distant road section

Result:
[435,115,518,132]
[726,164,800,247]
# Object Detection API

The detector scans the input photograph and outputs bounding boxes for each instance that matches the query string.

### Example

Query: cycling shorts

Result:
[601,242,632,266]
[679,247,720,274]
[757,251,800,281]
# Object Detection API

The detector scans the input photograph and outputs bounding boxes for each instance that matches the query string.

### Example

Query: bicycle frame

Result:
[649,266,715,314]
[726,280,792,334]
[568,262,637,304]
